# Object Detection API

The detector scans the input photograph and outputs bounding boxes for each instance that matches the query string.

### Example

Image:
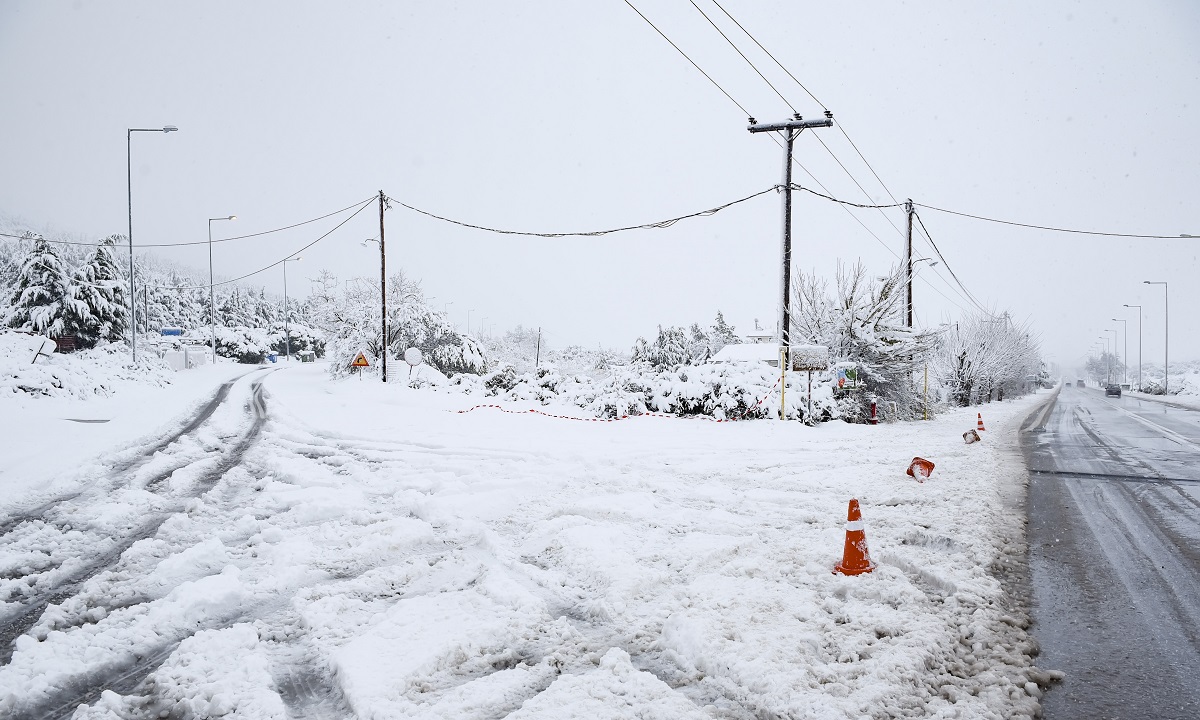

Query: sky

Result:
[1,0,1198,368]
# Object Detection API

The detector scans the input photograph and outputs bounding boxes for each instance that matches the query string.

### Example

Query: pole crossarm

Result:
[747,116,833,133]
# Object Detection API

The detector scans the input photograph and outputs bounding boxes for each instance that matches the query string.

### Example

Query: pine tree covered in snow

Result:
[631,325,692,370]
[62,236,128,348]
[6,235,70,337]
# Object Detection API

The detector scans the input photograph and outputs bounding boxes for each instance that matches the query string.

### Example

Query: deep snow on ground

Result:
[0,363,1057,719]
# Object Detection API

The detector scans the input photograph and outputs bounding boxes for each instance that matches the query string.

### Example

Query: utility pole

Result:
[379,190,387,383]
[905,199,914,328]
[748,111,834,419]
[535,327,542,369]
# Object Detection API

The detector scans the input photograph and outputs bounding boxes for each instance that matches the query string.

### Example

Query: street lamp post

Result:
[1144,281,1168,393]
[282,257,302,361]
[127,125,178,362]
[1111,318,1127,384]
[1100,335,1111,384]
[208,215,236,364]
[1124,304,1142,392]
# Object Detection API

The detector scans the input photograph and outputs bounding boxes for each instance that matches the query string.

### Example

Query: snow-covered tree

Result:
[709,310,739,353]
[632,325,692,370]
[930,313,1041,405]
[792,260,942,420]
[63,236,128,348]
[7,235,70,337]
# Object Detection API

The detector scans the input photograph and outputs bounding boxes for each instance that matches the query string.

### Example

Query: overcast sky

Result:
[2,1,1198,369]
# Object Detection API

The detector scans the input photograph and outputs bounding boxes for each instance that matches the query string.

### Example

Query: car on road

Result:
[1105,383,1122,397]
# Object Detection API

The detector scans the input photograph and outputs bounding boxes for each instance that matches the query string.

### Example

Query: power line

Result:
[155,199,375,291]
[912,211,993,316]
[0,197,376,249]
[913,201,1190,239]
[686,0,794,114]
[390,186,778,237]
[707,0,825,110]
[788,184,904,209]
[622,0,751,118]
[162,196,376,247]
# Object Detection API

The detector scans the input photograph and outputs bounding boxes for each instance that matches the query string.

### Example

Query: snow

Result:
[0,362,1057,718]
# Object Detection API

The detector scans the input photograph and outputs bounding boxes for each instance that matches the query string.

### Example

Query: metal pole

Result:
[283,261,290,361]
[209,220,215,364]
[127,130,136,362]
[536,327,542,368]
[905,199,914,328]
[379,190,387,383]
[125,126,177,362]
[1143,282,1168,393]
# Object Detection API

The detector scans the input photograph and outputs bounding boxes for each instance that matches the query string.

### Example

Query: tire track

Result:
[0,375,272,667]
[0,370,261,539]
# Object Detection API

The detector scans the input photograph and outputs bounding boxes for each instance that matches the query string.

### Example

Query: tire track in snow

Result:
[0,369,262,539]
[0,375,273,667]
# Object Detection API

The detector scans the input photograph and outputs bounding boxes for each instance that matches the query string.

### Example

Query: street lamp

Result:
[1144,281,1168,393]
[126,125,178,362]
[208,215,236,364]
[1124,304,1142,391]
[282,257,302,361]
[1111,318,1127,384]
[1104,333,1113,386]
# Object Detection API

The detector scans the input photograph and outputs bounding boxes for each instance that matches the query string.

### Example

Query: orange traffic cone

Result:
[976,413,987,432]
[906,457,935,482]
[834,499,876,576]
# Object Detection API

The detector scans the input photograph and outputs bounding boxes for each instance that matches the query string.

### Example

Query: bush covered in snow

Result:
[427,360,839,423]
[1,332,172,399]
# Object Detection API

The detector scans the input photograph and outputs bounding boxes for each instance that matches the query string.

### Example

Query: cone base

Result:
[833,561,876,576]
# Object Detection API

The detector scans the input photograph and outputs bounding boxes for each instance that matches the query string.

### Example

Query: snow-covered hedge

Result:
[426,361,844,423]
[1,333,172,399]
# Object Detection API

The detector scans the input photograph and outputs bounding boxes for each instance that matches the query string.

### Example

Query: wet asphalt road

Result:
[1023,384,1200,720]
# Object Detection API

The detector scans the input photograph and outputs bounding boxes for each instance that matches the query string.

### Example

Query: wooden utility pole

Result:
[748,112,834,419]
[379,190,387,383]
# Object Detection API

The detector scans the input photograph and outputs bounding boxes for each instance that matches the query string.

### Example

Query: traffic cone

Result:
[963,429,980,444]
[834,499,876,576]
[976,413,987,432]
[906,457,935,482]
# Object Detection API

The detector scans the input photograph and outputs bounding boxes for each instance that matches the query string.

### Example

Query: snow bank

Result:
[0,363,1058,718]
[0,332,172,399]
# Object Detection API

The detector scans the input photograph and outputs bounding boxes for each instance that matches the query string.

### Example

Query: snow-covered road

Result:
[1,365,1058,718]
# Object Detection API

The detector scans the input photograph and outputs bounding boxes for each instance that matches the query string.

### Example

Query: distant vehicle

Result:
[1077,380,1085,387]
[1105,384,1122,397]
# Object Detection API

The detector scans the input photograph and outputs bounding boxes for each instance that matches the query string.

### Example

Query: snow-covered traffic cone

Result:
[834,499,876,576]
[963,429,980,444]
[906,457,935,482]
[976,413,987,432]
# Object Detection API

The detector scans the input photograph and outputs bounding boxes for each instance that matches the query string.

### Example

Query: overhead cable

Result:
[686,0,795,114]
[0,197,376,249]
[153,199,374,291]
[913,202,1190,239]
[622,0,751,117]
[390,186,778,237]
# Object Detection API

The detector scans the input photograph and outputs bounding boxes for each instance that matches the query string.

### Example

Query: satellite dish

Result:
[404,347,423,367]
